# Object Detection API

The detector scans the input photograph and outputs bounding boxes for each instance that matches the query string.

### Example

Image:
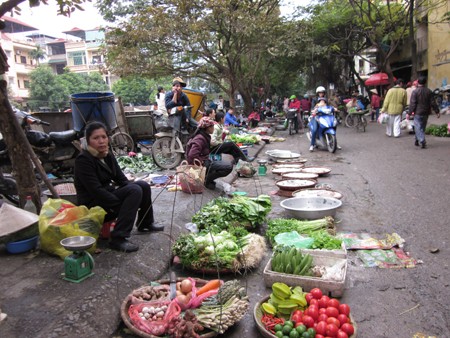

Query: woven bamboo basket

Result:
[120,278,217,338]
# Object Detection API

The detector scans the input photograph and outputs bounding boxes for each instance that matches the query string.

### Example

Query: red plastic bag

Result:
[128,299,181,336]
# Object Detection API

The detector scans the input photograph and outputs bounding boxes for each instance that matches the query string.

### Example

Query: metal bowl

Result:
[60,236,96,251]
[280,196,342,219]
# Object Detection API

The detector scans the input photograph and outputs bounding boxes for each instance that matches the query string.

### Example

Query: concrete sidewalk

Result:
[0,139,269,338]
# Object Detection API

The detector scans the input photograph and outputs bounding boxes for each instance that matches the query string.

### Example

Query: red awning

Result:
[365,73,395,86]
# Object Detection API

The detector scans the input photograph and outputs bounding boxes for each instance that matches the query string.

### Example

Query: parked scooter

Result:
[151,106,193,169]
[286,108,299,135]
[306,107,338,153]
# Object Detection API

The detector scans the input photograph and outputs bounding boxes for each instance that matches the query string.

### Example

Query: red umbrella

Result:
[365,73,394,86]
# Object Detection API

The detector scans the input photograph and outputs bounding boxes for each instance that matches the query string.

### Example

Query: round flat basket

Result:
[276,158,307,164]
[272,168,303,175]
[254,296,357,338]
[276,179,317,191]
[281,172,319,180]
[301,166,331,176]
[120,278,217,338]
[272,164,304,169]
[293,188,343,200]
[276,189,295,198]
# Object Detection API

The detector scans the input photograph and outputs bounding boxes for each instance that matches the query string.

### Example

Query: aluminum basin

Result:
[280,196,342,220]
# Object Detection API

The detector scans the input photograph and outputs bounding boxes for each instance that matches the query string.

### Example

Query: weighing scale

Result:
[257,159,268,176]
[60,236,96,283]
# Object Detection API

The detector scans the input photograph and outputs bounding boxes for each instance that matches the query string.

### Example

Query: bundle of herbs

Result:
[191,195,271,232]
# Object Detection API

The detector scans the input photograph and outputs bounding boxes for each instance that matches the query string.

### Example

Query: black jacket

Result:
[74,150,129,210]
[409,86,439,116]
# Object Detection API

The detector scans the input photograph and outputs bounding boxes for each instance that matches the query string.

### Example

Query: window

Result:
[24,80,30,89]
[68,51,86,66]
[17,79,21,88]
[20,56,27,64]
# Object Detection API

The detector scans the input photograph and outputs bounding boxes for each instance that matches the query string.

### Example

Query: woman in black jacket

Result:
[74,122,163,253]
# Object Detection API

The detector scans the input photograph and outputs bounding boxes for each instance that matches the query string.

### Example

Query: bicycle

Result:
[345,109,368,132]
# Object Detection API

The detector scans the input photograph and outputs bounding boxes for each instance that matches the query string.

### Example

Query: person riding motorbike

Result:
[309,97,335,152]
[288,95,302,133]
[165,77,198,132]
[311,86,327,108]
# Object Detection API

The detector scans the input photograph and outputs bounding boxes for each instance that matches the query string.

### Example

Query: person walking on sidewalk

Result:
[370,89,381,122]
[380,79,407,138]
[409,76,440,148]
[74,122,163,253]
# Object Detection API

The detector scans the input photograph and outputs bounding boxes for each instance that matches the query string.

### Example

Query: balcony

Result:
[14,63,36,74]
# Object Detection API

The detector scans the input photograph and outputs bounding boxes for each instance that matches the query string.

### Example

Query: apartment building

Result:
[1,16,114,107]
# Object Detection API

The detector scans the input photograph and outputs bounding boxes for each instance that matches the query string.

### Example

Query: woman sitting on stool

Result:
[186,117,233,190]
[74,122,163,253]
[210,112,254,163]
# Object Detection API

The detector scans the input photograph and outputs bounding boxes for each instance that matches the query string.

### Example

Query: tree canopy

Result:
[28,66,108,110]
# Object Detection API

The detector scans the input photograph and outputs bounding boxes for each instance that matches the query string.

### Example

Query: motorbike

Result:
[151,106,193,169]
[286,108,299,135]
[306,108,338,153]
[0,109,82,205]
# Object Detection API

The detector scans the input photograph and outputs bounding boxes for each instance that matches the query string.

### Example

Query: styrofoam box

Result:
[263,254,347,298]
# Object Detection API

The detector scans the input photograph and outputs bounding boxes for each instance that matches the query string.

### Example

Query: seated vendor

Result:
[186,117,233,190]
[74,122,163,253]
[224,107,240,126]
[211,112,254,163]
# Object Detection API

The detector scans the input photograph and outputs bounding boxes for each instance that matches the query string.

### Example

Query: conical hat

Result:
[0,202,39,237]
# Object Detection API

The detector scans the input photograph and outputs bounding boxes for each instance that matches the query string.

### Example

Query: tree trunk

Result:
[0,80,41,210]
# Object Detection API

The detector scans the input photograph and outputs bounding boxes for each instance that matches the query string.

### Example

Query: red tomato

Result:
[326,306,340,318]
[337,314,349,326]
[310,298,319,307]
[292,313,302,324]
[310,288,323,299]
[316,321,327,335]
[326,323,339,337]
[319,308,328,314]
[328,298,340,309]
[318,295,330,308]
[316,335,325,338]
[339,304,351,316]
[302,315,315,328]
[292,309,303,317]
[305,293,314,305]
[340,323,355,336]
[318,313,329,322]
[327,317,341,328]
[336,330,349,338]
[307,305,319,321]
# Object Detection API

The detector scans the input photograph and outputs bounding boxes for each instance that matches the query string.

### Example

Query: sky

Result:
[11,0,314,39]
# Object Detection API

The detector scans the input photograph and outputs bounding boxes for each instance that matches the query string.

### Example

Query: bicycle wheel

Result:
[361,116,367,132]
[288,119,293,135]
[111,132,134,156]
[345,114,355,128]
[151,136,183,169]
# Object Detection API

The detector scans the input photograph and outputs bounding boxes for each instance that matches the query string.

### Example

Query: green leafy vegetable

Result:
[191,195,272,233]
[117,153,158,174]
[425,124,449,137]
[229,134,260,144]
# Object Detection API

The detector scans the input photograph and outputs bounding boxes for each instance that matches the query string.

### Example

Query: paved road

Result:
[1,115,449,337]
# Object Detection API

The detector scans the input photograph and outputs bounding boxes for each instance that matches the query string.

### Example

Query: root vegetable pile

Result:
[137,304,168,322]
[167,310,204,338]
[132,285,170,301]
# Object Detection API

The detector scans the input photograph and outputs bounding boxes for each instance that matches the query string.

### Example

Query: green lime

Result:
[295,325,306,334]
[301,332,311,338]
[275,331,284,338]
[306,328,316,336]
[282,325,292,335]
[274,324,283,332]
[289,330,300,338]
[284,320,294,327]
